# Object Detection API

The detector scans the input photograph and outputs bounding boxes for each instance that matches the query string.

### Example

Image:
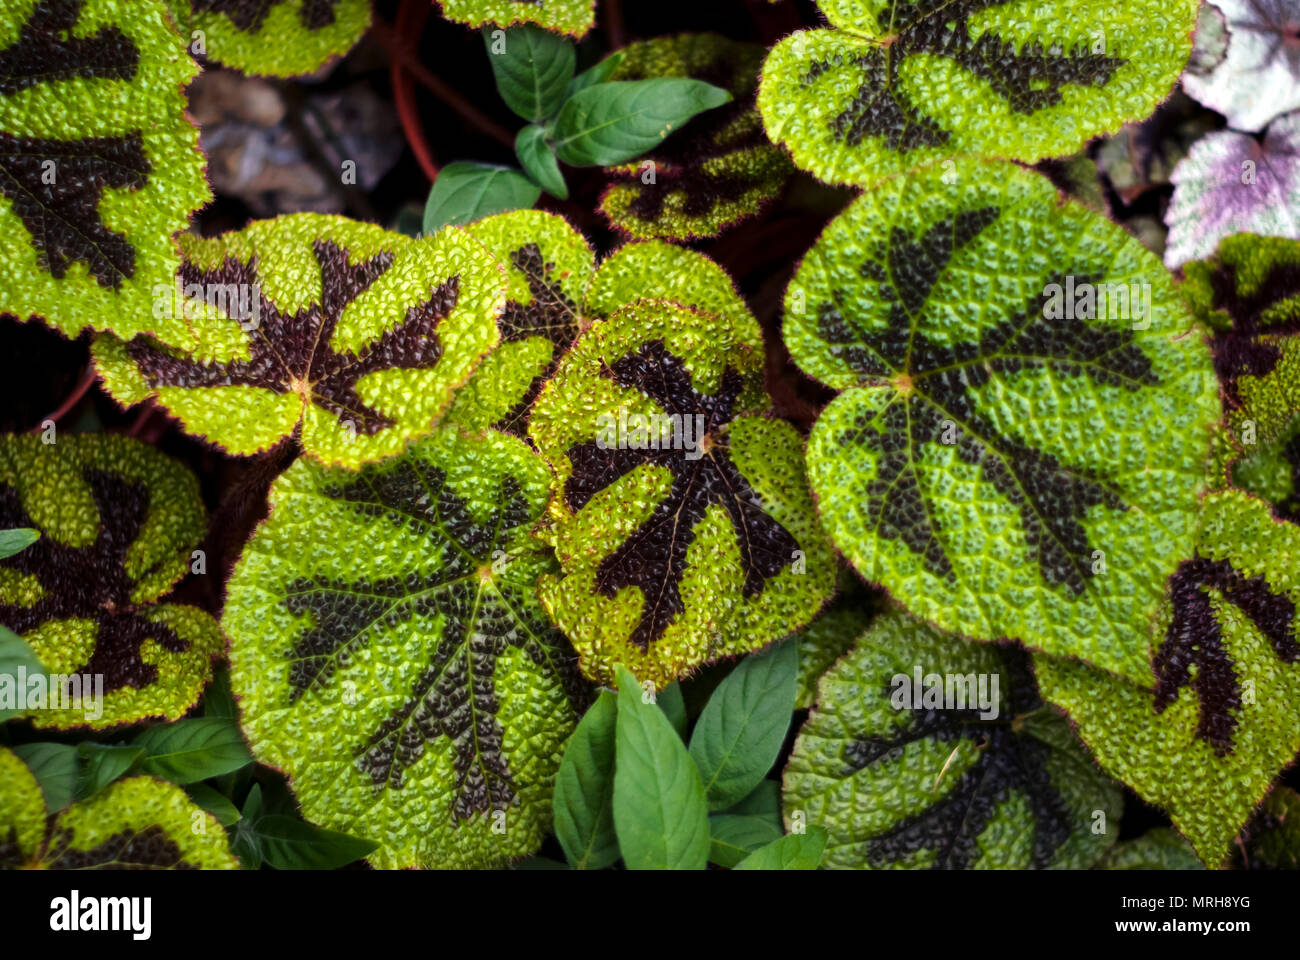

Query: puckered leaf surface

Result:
[170,0,372,77]
[0,746,239,868]
[531,296,836,688]
[436,0,594,37]
[790,602,873,710]
[597,33,792,241]
[788,158,1219,683]
[1181,0,1300,132]
[224,425,589,869]
[1036,491,1300,867]
[92,213,505,467]
[1097,828,1204,870]
[783,611,1121,869]
[757,0,1197,187]
[0,434,221,729]
[1165,111,1300,268]
[0,0,209,343]
[1240,786,1300,869]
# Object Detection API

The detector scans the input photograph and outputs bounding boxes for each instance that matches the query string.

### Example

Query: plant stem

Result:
[391,0,439,183]
[32,363,96,432]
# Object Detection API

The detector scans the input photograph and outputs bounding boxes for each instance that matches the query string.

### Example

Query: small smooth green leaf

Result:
[733,826,827,870]
[720,779,782,830]
[134,718,253,785]
[0,528,39,560]
[552,78,732,166]
[184,783,241,828]
[75,743,144,802]
[553,690,620,870]
[12,742,78,813]
[203,664,239,720]
[516,125,569,199]
[565,52,624,100]
[484,25,575,121]
[423,162,542,233]
[707,813,783,868]
[232,783,265,869]
[0,625,46,722]
[689,641,797,809]
[656,681,687,740]
[612,666,709,870]
[251,814,378,870]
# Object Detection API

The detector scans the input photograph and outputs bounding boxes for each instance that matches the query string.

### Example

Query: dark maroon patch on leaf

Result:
[493,243,582,438]
[191,0,342,33]
[126,240,458,436]
[1206,258,1300,406]
[44,824,198,869]
[0,0,138,95]
[562,340,800,649]
[0,132,149,288]
[1153,556,1300,755]
[0,470,188,693]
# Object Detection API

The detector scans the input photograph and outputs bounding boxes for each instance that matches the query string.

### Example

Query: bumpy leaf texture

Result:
[224,425,589,869]
[0,434,221,729]
[436,0,594,37]
[1240,786,1300,868]
[530,285,836,687]
[787,158,1219,684]
[1181,0,1300,132]
[1036,491,1300,866]
[0,0,209,343]
[1098,828,1205,870]
[757,0,1198,187]
[597,34,792,241]
[790,602,873,710]
[1183,233,1300,520]
[1165,110,1300,268]
[783,611,1121,869]
[92,213,505,467]
[0,747,239,868]
[167,0,371,77]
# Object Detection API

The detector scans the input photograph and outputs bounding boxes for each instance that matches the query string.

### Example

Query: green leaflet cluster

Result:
[757,0,1198,187]
[437,0,594,38]
[0,0,209,343]
[1037,491,1300,866]
[1183,233,1300,522]
[460,211,836,686]
[0,433,221,729]
[224,425,589,869]
[0,746,239,868]
[783,611,1121,869]
[92,213,506,467]
[597,33,792,240]
[786,158,1219,684]
[166,0,372,77]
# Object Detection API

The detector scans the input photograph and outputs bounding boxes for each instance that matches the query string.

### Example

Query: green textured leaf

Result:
[93,213,505,467]
[0,528,38,560]
[552,78,732,167]
[184,782,240,827]
[1036,490,1300,867]
[553,689,620,870]
[1240,787,1300,870]
[0,0,210,343]
[0,433,222,729]
[689,641,797,809]
[788,158,1219,684]
[437,0,595,38]
[784,611,1122,869]
[12,742,78,813]
[224,425,588,869]
[599,34,793,240]
[733,826,827,870]
[245,814,377,870]
[485,24,574,122]
[423,162,542,234]
[516,124,569,199]
[76,742,144,801]
[135,717,253,785]
[0,623,45,721]
[612,665,710,870]
[1183,233,1300,522]
[707,813,783,867]
[176,0,371,77]
[757,0,1198,187]
[1097,828,1205,870]
[0,745,239,868]
[789,604,873,709]
[532,293,836,688]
